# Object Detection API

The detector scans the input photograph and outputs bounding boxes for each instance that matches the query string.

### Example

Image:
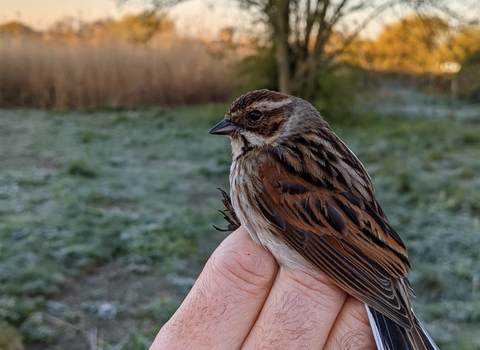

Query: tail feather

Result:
[366,305,439,350]
[414,317,439,350]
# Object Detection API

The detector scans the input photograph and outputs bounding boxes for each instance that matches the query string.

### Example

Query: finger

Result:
[150,227,278,350]
[324,296,376,350]
[242,265,348,350]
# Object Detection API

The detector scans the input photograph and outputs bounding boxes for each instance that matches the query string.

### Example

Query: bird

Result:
[209,89,439,350]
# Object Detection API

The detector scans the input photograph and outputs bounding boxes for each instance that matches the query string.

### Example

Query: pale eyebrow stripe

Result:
[249,98,293,110]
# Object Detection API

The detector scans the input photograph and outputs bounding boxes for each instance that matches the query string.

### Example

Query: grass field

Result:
[1,97,480,349]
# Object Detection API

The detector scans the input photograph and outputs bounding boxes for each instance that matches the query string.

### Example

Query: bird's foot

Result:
[212,188,240,232]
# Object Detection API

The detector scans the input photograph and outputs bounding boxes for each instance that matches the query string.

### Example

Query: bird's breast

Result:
[229,159,310,270]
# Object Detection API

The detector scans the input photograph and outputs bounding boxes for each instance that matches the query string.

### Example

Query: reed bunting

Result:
[209,89,438,350]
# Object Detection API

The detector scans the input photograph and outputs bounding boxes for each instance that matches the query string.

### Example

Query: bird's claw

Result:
[213,188,240,232]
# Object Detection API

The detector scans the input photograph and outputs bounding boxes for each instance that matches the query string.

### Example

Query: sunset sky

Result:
[2,0,474,40]
[0,0,248,37]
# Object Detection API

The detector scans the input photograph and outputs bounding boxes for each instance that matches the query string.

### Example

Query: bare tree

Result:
[116,0,478,99]
[238,0,477,99]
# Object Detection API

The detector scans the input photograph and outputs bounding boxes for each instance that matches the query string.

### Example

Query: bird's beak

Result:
[209,118,238,135]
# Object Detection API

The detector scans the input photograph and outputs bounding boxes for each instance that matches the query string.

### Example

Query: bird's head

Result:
[209,89,326,153]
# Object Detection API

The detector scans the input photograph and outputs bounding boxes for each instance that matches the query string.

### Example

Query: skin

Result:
[150,227,376,350]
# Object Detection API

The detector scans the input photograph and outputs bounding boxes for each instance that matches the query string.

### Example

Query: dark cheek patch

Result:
[260,108,285,137]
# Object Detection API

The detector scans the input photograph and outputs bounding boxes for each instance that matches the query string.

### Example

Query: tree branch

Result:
[303,0,321,58]
[312,0,330,59]
[323,1,393,63]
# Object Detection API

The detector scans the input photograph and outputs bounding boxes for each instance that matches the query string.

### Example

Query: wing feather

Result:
[255,159,413,329]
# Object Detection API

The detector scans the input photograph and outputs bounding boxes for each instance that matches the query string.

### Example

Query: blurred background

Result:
[0,0,480,349]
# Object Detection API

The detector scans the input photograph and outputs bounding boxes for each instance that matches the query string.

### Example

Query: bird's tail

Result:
[366,305,439,350]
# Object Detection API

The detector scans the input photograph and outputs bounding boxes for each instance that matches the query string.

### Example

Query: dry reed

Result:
[0,36,234,108]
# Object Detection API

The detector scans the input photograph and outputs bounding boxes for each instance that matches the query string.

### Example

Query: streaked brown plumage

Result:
[209,89,438,350]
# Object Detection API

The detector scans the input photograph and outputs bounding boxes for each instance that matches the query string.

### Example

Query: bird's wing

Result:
[255,157,413,329]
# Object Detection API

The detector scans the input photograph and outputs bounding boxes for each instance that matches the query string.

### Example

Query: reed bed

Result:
[0,36,233,108]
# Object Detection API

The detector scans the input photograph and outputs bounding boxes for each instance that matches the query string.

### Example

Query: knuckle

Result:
[212,245,276,295]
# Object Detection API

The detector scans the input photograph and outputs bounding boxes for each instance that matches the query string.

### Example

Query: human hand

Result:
[150,227,375,349]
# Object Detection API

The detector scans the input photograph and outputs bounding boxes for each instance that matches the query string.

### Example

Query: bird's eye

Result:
[249,110,262,122]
